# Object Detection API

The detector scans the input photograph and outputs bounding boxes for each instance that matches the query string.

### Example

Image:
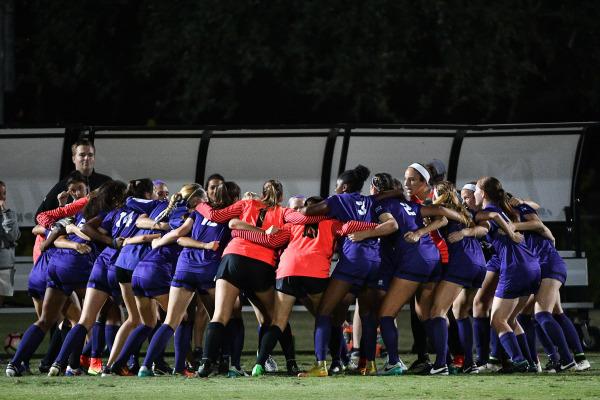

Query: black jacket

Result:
[35,170,113,217]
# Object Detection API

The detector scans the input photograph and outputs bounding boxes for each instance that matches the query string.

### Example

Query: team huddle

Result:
[4,139,591,379]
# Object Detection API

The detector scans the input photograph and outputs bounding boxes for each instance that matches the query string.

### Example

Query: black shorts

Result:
[275,276,329,299]
[116,266,133,284]
[216,254,275,293]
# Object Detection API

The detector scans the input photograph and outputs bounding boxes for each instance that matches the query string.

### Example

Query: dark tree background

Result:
[8,0,600,125]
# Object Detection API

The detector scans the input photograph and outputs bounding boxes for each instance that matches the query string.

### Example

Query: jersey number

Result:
[355,201,367,216]
[400,202,416,216]
[115,212,134,228]
[200,217,218,227]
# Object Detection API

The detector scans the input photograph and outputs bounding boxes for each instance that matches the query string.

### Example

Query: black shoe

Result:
[153,359,171,376]
[328,360,345,376]
[218,356,230,375]
[462,363,480,374]
[499,360,528,374]
[286,359,300,376]
[39,363,51,374]
[408,356,432,374]
[544,360,558,373]
[558,359,576,372]
[197,359,213,378]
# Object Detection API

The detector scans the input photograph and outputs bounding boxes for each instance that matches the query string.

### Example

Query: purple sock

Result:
[314,315,332,361]
[379,316,399,365]
[143,324,174,368]
[90,321,106,358]
[54,324,88,368]
[174,321,192,372]
[517,314,537,363]
[473,317,490,364]
[499,332,524,362]
[105,324,119,354]
[430,317,448,368]
[534,319,558,362]
[229,318,244,369]
[456,318,474,365]
[81,335,92,357]
[360,314,377,361]
[554,313,584,355]
[535,312,573,364]
[11,324,46,366]
[516,334,534,365]
[114,324,153,369]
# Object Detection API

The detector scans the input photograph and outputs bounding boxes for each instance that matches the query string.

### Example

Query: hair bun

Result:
[354,165,371,182]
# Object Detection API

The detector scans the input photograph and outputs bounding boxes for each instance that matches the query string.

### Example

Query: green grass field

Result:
[1,311,600,399]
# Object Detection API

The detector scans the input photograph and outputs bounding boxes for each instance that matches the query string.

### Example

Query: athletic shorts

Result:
[216,254,275,293]
[87,253,121,299]
[394,258,442,284]
[275,276,328,298]
[540,251,567,285]
[28,263,47,300]
[442,264,487,289]
[171,269,217,295]
[331,257,380,291]
[132,262,172,298]
[46,261,91,296]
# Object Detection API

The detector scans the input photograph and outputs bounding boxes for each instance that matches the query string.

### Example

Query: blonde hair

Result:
[433,181,473,227]
[155,183,205,223]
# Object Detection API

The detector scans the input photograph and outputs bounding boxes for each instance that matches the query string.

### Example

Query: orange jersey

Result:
[196,199,325,267]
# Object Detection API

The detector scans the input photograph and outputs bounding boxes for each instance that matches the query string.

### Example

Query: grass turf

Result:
[1,353,600,400]
[2,311,600,399]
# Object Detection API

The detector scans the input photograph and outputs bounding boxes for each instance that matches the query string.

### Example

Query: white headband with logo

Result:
[462,183,477,192]
[408,163,431,184]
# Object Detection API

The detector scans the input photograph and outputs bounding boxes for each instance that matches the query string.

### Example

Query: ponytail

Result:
[433,181,473,227]
[261,179,283,208]
[154,183,203,223]
[477,177,519,222]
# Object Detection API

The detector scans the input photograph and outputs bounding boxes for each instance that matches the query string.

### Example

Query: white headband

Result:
[408,163,431,184]
[462,183,477,192]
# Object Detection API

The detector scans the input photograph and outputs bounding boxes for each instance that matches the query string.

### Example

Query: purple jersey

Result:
[176,211,231,273]
[326,192,380,263]
[115,200,168,271]
[483,204,540,298]
[515,204,567,283]
[374,199,441,283]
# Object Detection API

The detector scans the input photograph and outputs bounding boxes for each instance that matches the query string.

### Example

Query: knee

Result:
[490,314,506,332]
[35,318,55,332]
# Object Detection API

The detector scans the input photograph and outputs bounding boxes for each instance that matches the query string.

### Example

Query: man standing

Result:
[35,138,112,215]
[0,181,20,307]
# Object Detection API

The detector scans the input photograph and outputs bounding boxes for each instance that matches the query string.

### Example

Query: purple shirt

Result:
[176,211,231,273]
[326,192,380,262]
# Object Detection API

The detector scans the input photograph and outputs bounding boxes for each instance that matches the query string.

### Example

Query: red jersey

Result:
[412,192,449,264]
[232,220,377,279]
[196,199,326,267]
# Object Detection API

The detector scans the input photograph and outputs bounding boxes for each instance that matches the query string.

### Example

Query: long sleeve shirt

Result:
[0,209,20,267]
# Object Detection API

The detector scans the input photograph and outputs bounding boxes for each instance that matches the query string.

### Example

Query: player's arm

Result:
[347,213,398,242]
[151,218,194,248]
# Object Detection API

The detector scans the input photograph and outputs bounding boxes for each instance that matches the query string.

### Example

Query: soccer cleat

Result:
[298,361,328,377]
[6,362,21,377]
[152,359,171,376]
[48,362,62,376]
[408,356,432,374]
[461,364,479,374]
[429,365,449,375]
[329,360,346,376]
[486,357,502,372]
[251,364,265,377]
[101,365,113,377]
[380,361,405,376]
[264,355,278,372]
[499,360,529,374]
[88,357,103,375]
[286,359,300,376]
[112,365,134,376]
[558,360,576,372]
[575,359,591,371]
[527,362,540,373]
[218,355,231,375]
[197,359,214,378]
[228,366,249,378]
[359,361,377,376]
[80,355,91,370]
[544,360,558,373]
[137,366,154,377]
[65,366,85,376]
[20,361,32,376]
[453,354,465,369]
[38,363,51,374]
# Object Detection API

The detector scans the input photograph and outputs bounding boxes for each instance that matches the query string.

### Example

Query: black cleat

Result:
[286,359,300,376]
[197,359,214,378]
